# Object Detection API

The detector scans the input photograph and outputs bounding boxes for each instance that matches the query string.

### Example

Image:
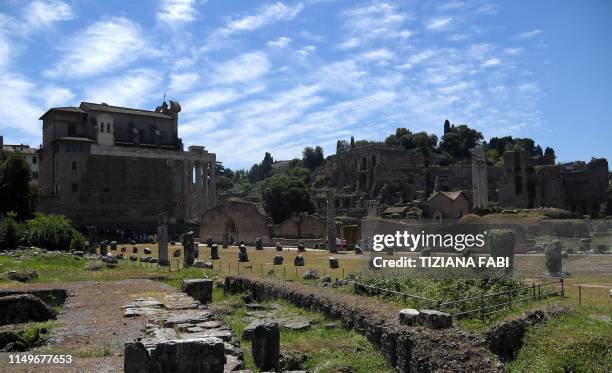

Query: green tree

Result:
[0,152,36,220]
[439,124,483,158]
[302,146,325,170]
[261,175,314,223]
[248,152,274,183]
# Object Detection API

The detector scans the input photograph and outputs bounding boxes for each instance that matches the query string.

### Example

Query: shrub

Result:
[70,231,86,251]
[551,220,589,237]
[0,213,23,250]
[23,213,79,251]
[488,229,515,273]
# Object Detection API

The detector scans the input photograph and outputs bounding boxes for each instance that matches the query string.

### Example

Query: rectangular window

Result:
[32,172,38,179]
[68,123,76,136]
[71,161,77,171]
[32,156,37,164]
[71,183,78,193]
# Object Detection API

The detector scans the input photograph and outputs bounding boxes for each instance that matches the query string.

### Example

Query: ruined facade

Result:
[500,150,608,215]
[322,136,608,218]
[38,101,216,231]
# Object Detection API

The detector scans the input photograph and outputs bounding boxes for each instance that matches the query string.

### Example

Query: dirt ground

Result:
[0,279,178,372]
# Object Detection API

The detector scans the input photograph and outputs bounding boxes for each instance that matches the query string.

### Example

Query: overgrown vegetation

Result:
[0,151,38,220]
[215,289,393,373]
[507,312,612,372]
[0,213,85,251]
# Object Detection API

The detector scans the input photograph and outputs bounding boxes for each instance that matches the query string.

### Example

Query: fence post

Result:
[480,291,485,321]
[283,266,286,279]
[261,264,263,275]
[560,278,564,297]
[578,285,582,306]
[532,283,536,301]
[237,262,240,274]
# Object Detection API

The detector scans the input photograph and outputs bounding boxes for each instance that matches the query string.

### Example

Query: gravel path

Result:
[0,279,178,372]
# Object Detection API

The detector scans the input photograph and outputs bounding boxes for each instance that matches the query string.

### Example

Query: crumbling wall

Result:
[224,275,503,373]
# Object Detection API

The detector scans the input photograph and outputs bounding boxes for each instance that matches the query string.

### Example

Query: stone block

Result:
[417,309,452,329]
[0,294,56,326]
[273,255,283,265]
[251,322,280,371]
[399,308,420,326]
[182,279,214,305]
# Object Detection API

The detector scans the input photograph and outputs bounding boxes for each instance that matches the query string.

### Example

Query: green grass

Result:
[507,311,612,373]
[0,249,212,285]
[76,341,113,358]
[213,288,393,373]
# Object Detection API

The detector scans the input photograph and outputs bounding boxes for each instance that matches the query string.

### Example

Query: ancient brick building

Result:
[321,138,608,218]
[38,100,216,231]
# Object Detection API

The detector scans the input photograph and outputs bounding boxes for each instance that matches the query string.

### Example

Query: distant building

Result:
[427,191,470,219]
[0,138,40,186]
[37,100,216,231]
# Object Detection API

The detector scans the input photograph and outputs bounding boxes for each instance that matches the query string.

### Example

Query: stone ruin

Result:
[544,240,563,276]
[157,212,169,266]
[251,322,280,371]
[294,255,305,266]
[255,238,263,250]
[297,241,305,252]
[273,255,283,265]
[123,288,244,373]
[275,242,283,252]
[182,231,197,267]
[210,243,220,260]
[238,244,249,262]
[329,257,339,269]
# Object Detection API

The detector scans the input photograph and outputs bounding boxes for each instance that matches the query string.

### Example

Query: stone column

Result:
[183,161,192,223]
[208,159,216,208]
[157,212,169,266]
[195,162,204,222]
[202,162,209,213]
[327,189,337,253]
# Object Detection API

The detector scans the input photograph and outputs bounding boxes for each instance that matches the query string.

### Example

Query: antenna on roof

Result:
[163,92,166,103]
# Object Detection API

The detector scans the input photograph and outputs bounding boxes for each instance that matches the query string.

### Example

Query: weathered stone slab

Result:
[0,294,56,326]
[251,322,280,371]
[399,308,420,326]
[182,279,213,305]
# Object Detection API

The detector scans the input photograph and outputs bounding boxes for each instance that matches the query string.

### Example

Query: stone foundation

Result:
[224,275,503,372]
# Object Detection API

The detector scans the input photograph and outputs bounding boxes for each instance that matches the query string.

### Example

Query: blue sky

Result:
[0,0,610,170]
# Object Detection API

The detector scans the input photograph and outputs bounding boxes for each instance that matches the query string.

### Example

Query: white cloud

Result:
[22,0,74,31]
[267,36,291,48]
[481,57,501,68]
[338,2,411,49]
[504,47,522,56]
[157,0,200,24]
[426,17,453,31]
[514,29,542,39]
[212,52,270,84]
[0,74,44,137]
[84,69,162,107]
[44,17,149,78]
[223,2,303,34]
[40,85,75,108]
[359,48,395,61]
[183,89,241,112]
[203,2,303,51]
[169,72,199,93]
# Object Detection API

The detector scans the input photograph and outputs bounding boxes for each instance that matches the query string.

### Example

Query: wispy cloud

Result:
[338,2,411,49]
[44,17,150,78]
[157,0,202,24]
[481,57,501,68]
[22,0,74,32]
[426,17,453,31]
[267,36,291,48]
[212,52,270,84]
[514,29,542,39]
[84,69,162,107]
[169,72,199,93]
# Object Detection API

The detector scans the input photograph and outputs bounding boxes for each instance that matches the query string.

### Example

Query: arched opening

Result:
[360,157,367,171]
[224,219,237,245]
[514,175,523,195]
